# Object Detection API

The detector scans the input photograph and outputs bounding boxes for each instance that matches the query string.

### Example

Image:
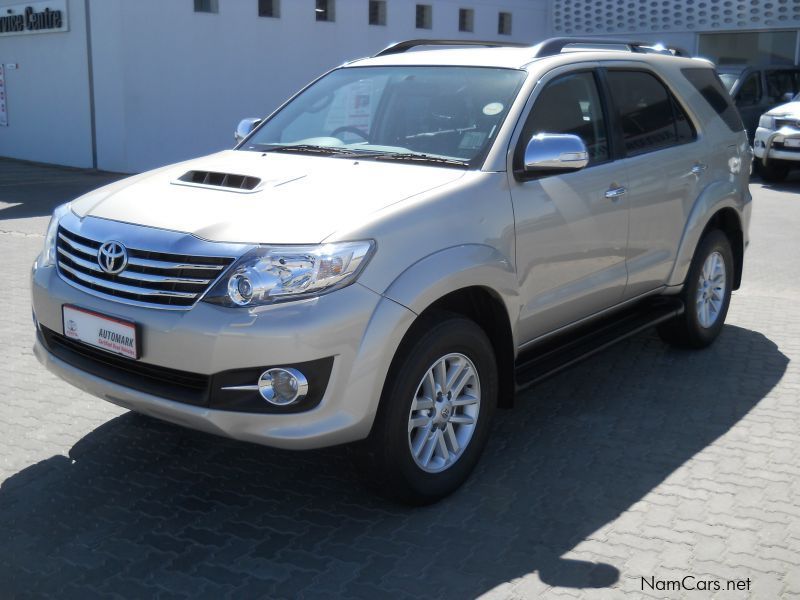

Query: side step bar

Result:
[514,298,685,391]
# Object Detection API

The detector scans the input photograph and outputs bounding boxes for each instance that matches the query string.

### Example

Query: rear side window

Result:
[606,70,696,156]
[681,68,744,133]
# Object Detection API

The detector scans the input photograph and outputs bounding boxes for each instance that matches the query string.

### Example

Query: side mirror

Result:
[523,133,589,173]
[782,92,795,103]
[235,118,262,144]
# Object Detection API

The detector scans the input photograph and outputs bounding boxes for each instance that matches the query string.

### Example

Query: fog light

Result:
[258,368,308,406]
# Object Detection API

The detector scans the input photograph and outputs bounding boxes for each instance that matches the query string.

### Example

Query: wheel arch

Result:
[380,245,520,409]
[419,287,516,408]
[668,183,745,290]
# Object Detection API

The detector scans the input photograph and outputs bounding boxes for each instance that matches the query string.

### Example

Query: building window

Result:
[316,0,335,22]
[259,0,279,18]
[498,11,512,35]
[416,4,432,29]
[369,0,386,26]
[458,8,474,33]
[194,0,218,13]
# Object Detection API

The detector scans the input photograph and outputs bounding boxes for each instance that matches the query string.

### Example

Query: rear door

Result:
[602,67,706,299]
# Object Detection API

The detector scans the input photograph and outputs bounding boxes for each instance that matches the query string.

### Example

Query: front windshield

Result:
[241,66,527,167]
[717,72,739,92]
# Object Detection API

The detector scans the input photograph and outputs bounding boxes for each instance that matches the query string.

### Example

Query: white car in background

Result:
[755,94,800,182]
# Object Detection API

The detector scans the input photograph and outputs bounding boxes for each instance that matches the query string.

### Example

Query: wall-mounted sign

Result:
[0,0,68,37]
[0,65,7,127]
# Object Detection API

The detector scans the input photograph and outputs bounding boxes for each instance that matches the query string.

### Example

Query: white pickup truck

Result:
[755,95,800,181]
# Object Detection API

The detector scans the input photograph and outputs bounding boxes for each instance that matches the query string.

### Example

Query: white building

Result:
[2,0,800,173]
[0,0,548,172]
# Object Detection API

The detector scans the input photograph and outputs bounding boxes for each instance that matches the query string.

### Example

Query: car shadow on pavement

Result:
[0,325,788,599]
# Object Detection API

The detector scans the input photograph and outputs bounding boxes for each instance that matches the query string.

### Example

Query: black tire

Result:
[658,229,734,349]
[758,158,789,183]
[359,313,497,505]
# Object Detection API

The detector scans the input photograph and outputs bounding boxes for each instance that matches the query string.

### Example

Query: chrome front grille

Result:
[774,118,800,130]
[56,226,235,308]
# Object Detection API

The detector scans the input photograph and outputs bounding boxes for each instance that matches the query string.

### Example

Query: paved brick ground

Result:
[1,158,799,599]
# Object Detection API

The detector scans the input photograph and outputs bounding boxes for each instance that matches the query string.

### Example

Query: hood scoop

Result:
[174,170,262,193]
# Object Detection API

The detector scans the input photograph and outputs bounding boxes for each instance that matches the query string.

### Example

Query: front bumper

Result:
[754,126,800,163]
[31,260,416,449]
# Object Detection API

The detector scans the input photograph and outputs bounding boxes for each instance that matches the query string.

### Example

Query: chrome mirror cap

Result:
[523,133,589,172]
[234,118,262,144]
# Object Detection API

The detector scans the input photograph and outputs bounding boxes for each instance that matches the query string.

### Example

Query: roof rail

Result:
[532,37,690,58]
[375,39,529,57]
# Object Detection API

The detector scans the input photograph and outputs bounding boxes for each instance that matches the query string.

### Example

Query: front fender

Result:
[667,180,745,287]
[381,244,520,345]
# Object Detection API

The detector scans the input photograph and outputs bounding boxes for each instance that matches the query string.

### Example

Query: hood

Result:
[765,101,800,117]
[71,150,466,244]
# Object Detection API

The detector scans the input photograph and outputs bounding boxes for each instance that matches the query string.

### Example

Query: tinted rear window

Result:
[681,68,744,133]
[606,70,695,156]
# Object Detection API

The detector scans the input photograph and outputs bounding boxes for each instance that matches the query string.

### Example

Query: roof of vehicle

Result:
[346,38,704,71]
[717,64,800,74]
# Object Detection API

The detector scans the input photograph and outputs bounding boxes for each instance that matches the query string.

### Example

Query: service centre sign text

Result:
[0,1,68,37]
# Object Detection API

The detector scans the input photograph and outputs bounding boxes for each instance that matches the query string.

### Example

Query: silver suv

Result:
[31,38,751,504]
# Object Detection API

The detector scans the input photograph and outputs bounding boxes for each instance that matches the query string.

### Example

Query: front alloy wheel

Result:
[362,313,497,505]
[408,353,481,473]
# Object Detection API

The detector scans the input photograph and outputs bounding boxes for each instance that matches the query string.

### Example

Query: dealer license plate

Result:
[62,305,139,359]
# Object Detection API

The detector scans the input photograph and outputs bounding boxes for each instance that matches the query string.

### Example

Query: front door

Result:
[510,69,629,344]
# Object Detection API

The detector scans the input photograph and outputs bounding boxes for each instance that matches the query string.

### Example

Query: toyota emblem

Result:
[97,241,128,274]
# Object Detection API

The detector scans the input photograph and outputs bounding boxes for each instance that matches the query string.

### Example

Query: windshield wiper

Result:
[258,144,362,156]
[369,153,470,167]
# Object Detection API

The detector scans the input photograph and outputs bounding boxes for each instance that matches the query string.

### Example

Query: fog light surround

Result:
[258,368,309,406]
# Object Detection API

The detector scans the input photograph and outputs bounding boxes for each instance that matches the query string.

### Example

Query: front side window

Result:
[735,73,761,107]
[242,66,526,167]
[606,70,694,156]
[521,71,609,165]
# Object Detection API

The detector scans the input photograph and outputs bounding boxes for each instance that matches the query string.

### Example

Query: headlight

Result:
[204,240,375,307]
[40,203,71,267]
[759,115,776,130]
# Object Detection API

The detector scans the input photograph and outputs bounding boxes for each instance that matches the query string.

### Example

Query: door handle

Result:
[691,163,708,175]
[605,186,627,199]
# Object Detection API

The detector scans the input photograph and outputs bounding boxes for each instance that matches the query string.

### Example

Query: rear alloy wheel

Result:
[658,229,733,349]
[362,314,497,505]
